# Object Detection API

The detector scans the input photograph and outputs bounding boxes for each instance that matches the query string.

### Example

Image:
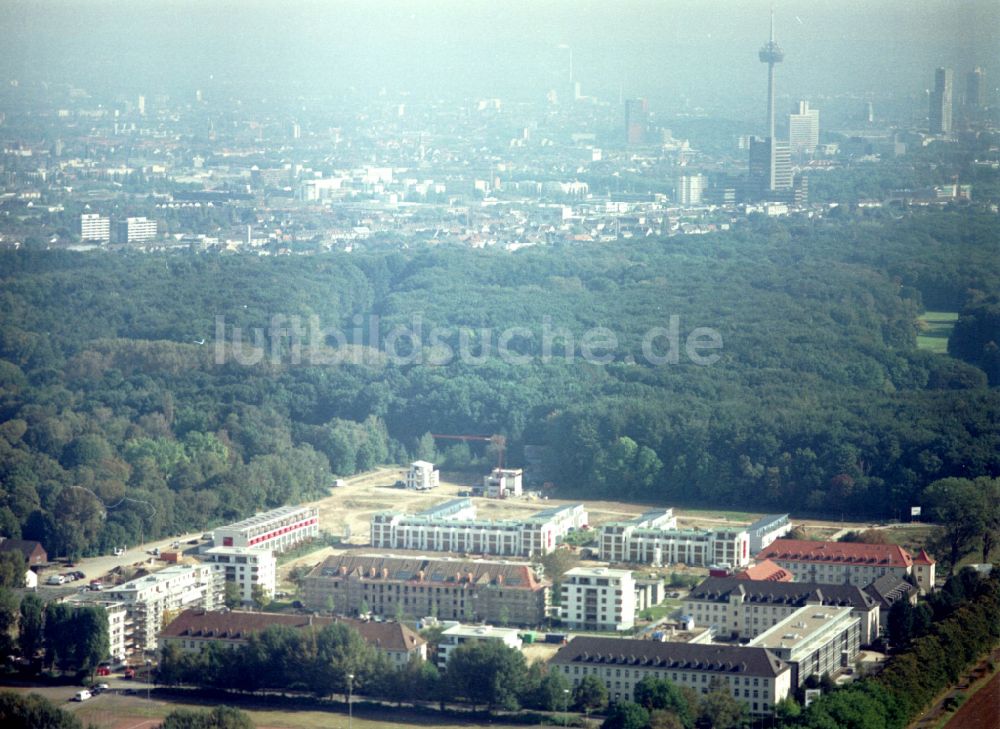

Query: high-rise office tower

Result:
[137,95,146,116]
[966,67,983,108]
[624,98,649,145]
[929,67,953,134]
[789,101,820,154]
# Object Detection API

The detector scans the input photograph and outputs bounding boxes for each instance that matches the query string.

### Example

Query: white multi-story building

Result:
[600,512,750,569]
[371,499,587,557]
[561,567,636,631]
[64,597,129,665]
[79,213,110,243]
[201,546,276,603]
[746,514,793,555]
[484,468,522,498]
[748,605,861,687]
[552,637,792,715]
[788,101,820,153]
[102,563,223,653]
[115,216,158,243]
[436,624,522,669]
[406,461,440,490]
[212,504,319,554]
[675,174,707,206]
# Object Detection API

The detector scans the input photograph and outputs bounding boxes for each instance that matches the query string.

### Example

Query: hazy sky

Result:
[3,0,998,108]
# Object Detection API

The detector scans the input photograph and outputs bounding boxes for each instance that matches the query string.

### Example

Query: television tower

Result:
[758,9,784,141]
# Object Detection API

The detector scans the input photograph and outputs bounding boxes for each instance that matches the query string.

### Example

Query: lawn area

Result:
[71,691,552,729]
[916,311,958,353]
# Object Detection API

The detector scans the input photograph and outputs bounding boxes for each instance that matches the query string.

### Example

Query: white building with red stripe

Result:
[212,505,319,553]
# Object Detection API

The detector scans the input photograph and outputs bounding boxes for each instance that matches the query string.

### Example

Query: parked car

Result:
[71,571,85,580]
[73,690,92,702]
[114,547,126,557]
[89,580,103,591]
[91,683,109,694]
[46,574,66,585]
[96,666,111,676]
[123,667,135,680]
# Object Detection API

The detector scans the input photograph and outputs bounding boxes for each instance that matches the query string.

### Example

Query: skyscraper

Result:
[789,101,820,154]
[966,67,983,108]
[929,67,953,135]
[624,98,649,145]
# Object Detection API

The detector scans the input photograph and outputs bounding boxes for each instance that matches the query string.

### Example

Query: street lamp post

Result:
[563,687,570,726]
[146,658,152,702]
[347,672,354,729]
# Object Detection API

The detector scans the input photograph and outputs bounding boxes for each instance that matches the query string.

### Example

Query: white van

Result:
[73,689,92,702]
[46,574,66,585]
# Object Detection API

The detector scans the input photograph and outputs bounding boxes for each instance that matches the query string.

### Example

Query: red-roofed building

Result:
[756,539,934,593]
[734,559,793,582]
[161,609,426,667]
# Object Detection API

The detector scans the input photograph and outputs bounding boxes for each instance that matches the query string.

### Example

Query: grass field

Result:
[916,311,958,353]
[70,691,556,729]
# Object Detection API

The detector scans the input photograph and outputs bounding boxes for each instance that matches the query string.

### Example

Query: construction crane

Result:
[431,433,507,469]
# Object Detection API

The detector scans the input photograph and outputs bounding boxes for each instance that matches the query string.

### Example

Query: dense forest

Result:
[0,206,997,557]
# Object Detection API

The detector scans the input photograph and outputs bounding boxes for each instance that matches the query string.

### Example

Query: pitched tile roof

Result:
[161,609,425,653]
[734,559,793,582]
[687,576,877,610]
[757,539,913,568]
[550,636,788,678]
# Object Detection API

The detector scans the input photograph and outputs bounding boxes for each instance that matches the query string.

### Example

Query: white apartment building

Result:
[212,504,319,553]
[436,624,522,669]
[406,461,440,490]
[601,514,750,569]
[371,499,587,557]
[116,216,158,243]
[484,468,523,498]
[79,213,110,243]
[746,514,793,555]
[552,637,792,715]
[64,597,129,665]
[561,567,636,631]
[201,546,276,603]
[748,605,861,687]
[102,563,223,653]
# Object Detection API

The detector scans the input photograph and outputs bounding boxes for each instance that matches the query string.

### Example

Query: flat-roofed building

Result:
[79,213,110,243]
[550,636,791,715]
[600,515,750,569]
[101,563,223,653]
[406,460,439,490]
[213,504,319,554]
[115,216,158,243]
[201,546,276,603]
[684,576,879,645]
[300,553,550,626]
[484,468,523,498]
[599,509,676,562]
[63,597,129,665]
[746,515,792,554]
[437,624,522,669]
[561,567,636,631]
[756,539,935,593]
[371,499,587,557]
[161,609,426,668]
[748,605,861,687]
